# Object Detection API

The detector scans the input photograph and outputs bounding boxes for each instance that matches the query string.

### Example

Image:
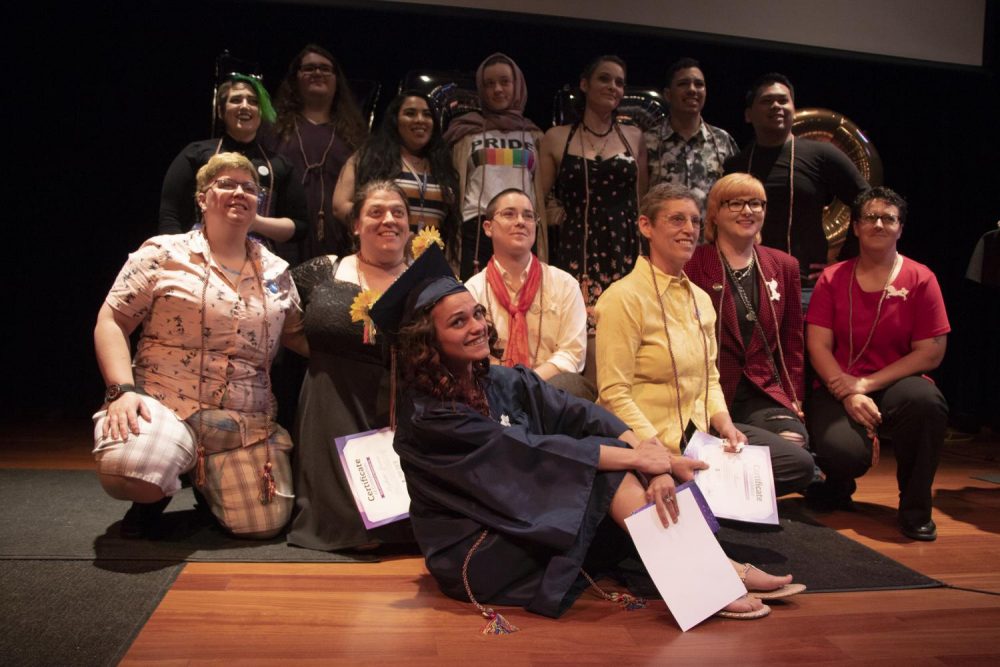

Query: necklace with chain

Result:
[647,258,710,448]
[195,234,277,503]
[714,246,801,409]
[294,118,337,240]
[748,135,795,255]
[847,253,900,372]
[728,254,756,285]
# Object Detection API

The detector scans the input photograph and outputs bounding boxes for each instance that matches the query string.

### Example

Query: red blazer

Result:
[685,244,804,412]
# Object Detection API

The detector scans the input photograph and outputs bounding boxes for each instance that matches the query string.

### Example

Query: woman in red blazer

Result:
[685,173,812,495]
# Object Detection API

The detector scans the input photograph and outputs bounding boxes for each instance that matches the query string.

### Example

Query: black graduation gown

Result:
[393,365,631,618]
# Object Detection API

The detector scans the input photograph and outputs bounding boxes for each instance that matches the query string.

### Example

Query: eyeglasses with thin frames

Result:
[493,208,538,226]
[208,177,260,197]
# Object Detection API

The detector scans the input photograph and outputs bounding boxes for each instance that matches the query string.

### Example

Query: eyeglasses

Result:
[859,213,901,227]
[660,213,702,229]
[493,208,537,225]
[300,63,334,75]
[723,198,766,213]
[209,177,260,197]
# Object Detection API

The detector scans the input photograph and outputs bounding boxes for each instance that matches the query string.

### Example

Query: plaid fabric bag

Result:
[188,409,294,537]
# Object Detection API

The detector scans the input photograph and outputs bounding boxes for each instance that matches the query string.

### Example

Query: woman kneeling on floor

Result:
[369,245,803,626]
[93,152,309,539]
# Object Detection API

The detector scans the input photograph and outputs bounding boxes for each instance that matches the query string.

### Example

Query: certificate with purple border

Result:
[335,427,410,528]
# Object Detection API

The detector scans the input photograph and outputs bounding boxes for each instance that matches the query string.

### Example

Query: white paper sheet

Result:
[684,431,779,525]
[335,427,410,528]
[624,486,747,631]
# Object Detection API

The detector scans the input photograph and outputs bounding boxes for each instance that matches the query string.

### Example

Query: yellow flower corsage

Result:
[411,226,444,259]
[350,289,382,344]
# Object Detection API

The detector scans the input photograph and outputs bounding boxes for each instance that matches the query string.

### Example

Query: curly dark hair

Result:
[354,91,461,252]
[272,44,367,150]
[398,294,497,417]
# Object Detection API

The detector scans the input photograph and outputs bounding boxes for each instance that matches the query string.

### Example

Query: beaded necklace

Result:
[846,253,901,372]
[577,120,637,309]
[748,135,795,255]
[647,258,710,448]
[194,234,277,503]
[293,118,337,240]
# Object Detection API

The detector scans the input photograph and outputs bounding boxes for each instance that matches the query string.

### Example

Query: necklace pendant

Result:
[746,311,757,322]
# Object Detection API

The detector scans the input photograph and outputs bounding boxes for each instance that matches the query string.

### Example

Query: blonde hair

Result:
[194,152,258,200]
[704,173,766,243]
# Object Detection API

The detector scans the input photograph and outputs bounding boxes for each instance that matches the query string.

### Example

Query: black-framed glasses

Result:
[723,198,766,213]
[300,63,334,75]
[209,177,260,197]
[859,213,901,226]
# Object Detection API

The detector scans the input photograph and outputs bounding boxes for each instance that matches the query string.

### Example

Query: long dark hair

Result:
[398,298,496,416]
[355,91,460,248]
[272,44,367,150]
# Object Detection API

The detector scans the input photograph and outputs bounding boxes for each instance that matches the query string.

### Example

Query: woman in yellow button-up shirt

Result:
[595,183,745,453]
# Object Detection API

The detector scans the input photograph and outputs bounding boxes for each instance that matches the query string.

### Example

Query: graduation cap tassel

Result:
[462,529,519,635]
[581,569,647,611]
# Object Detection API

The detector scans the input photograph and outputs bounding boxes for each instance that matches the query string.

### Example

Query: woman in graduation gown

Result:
[370,245,801,623]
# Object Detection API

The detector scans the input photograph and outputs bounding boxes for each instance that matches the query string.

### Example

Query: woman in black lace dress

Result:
[286,181,414,551]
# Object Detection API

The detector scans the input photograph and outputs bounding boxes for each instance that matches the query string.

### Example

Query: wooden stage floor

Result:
[4,425,999,665]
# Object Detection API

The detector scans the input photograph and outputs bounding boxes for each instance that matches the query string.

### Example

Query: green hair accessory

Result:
[228,73,276,124]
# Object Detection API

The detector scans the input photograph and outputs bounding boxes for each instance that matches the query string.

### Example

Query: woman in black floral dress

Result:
[539,55,647,316]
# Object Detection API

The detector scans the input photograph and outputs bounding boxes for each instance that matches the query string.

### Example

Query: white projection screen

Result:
[382,0,987,67]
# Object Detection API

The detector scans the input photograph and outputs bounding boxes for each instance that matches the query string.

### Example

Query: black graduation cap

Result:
[368,244,468,344]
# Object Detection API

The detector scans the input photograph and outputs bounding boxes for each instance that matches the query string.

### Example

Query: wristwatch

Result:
[105,383,137,403]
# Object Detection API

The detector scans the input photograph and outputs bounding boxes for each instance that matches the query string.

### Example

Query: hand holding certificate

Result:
[625,484,747,631]
[683,431,779,525]
[336,427,410,529]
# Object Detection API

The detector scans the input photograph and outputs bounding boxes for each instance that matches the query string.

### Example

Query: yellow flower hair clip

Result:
[411,226,444,260]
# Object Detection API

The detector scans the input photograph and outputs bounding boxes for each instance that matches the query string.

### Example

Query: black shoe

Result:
[120,496,171,538]
[900,519,937,541]
[804,480,855,512]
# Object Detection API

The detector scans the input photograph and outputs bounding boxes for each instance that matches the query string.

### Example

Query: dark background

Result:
[10,0,998,428]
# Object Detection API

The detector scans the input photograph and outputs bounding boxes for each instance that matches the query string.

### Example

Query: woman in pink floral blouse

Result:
[93,152,308,539]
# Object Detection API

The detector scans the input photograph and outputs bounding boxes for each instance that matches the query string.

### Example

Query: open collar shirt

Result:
[595,256,728,451]
[105,230,304,421]
[466,256,587,374]
[645,117,739,206]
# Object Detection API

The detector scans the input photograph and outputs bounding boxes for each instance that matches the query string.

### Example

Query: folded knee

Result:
[778,430,806,446]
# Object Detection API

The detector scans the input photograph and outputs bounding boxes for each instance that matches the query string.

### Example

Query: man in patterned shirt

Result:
[645,57,739,207]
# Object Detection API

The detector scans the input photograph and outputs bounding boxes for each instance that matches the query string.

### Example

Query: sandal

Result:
[715,596,772,620]
[740,563,806,600]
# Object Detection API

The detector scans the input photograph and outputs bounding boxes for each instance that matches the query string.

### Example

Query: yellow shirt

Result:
[595,256,727,452]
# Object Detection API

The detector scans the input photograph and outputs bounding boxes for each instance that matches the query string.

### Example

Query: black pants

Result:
[807,376,947,525]
[730,384,814,497]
